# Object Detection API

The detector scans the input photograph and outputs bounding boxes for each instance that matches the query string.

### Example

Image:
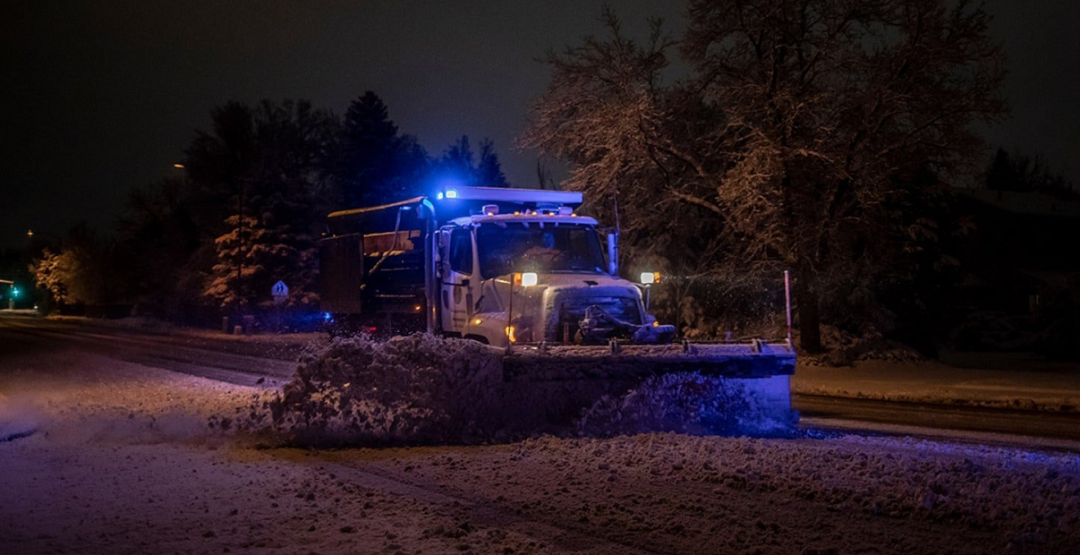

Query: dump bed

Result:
[321,198,428,321]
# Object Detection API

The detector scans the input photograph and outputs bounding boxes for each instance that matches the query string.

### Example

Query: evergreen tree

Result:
[434,136,510,188]
[113,92,512,321]
[117,177,203,317]
[194,99,336,313]
[337,91,429,206]
[477,138,510,188]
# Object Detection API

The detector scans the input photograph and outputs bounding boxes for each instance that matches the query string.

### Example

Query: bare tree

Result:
[30,224,119,308]
[522,0,1005,350]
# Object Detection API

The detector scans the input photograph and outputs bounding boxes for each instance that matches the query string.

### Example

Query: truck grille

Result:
[554,295,641,342]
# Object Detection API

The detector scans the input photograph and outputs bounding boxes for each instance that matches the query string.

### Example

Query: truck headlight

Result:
[640,271,659,285]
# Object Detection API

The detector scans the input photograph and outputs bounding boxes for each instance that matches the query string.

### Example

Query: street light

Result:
[27,229,61,241]
[27,230,62,255]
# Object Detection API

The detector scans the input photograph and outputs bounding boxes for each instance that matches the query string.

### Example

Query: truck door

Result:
[439,227,475,333]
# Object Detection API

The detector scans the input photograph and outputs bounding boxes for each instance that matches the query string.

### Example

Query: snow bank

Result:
[234,334,795,447]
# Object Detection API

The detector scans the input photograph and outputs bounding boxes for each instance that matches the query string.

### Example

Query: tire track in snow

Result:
[319,460,663,555]
[0,420,36,443]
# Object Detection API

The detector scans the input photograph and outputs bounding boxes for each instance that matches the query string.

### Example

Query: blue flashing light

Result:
[432,175,465,200]
[322,312,332,322]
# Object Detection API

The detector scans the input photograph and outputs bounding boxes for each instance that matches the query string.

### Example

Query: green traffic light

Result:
[12,287,18,297]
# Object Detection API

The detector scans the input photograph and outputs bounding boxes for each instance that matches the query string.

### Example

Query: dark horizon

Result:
[2,0,1078,248]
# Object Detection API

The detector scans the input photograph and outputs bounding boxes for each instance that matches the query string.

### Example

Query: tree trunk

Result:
[795,271,822,353]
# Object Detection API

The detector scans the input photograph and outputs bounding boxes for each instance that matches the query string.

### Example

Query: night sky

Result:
[2,1,1077,248]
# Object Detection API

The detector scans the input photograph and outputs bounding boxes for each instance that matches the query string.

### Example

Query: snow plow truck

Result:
[320,186,795,415]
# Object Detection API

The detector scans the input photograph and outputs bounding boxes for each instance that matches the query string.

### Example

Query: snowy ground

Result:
[793,353,1080,412]
[2,326,1080,553]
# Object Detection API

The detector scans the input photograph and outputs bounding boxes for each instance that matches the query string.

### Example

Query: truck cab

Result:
[437,208,650,347]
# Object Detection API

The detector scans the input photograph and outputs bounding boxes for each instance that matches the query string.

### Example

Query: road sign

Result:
[271,280,289,304]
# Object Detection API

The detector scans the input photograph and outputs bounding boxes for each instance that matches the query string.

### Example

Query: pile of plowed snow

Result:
[228,335,501,445]
[228,334,795,446]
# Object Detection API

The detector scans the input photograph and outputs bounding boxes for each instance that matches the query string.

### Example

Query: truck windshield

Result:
[476,222,606,278]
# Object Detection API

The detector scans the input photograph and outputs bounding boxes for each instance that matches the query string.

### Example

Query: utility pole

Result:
[1,279,15,310]
[236,177,244,319]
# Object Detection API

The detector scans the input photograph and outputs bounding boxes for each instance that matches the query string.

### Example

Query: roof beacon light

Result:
[482,204,499,215]
[445,189,458,199]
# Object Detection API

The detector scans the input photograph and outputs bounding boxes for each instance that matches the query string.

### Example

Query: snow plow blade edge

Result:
[502,342,795,382]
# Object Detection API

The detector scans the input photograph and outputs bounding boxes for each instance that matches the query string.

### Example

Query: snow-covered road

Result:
[7,315,1079,445]
[2,316,1079,553]
[0,315,298,386]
